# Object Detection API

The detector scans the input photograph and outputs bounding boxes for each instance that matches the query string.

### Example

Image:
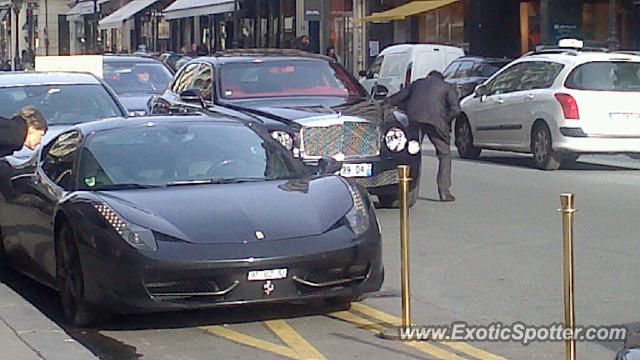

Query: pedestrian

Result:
[0,106,48,157]
[20,50,33,70]
[189,43,199,57]
[389,70,461,202]
[295,35,311,52]
[325,46,338,61]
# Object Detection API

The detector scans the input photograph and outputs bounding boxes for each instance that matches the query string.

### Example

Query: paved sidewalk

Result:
[0,277,96,360]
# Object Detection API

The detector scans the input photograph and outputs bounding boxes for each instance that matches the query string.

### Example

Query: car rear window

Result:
[0,84,123,125]
[565,61,640,91]
[104,61,173,95]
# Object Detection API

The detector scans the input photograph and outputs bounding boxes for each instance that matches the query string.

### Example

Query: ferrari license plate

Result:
[340,163,373,178]
[247,268,288,281]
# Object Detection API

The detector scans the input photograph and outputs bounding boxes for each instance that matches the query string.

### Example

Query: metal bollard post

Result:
[380,165,412,340]
[559,193,577,360]
[398,165,411,328]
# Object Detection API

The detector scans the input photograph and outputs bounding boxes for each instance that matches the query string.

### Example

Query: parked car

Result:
[149,49,422,207]
[456,43,640,170]
[102,55,174,115]
[0,72,128,160]
[0,115,384,326]
[359,44,464,97]
[34,55,173,115]
[443,56,511,99]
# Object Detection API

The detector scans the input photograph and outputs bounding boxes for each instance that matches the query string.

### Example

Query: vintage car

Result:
[148,49,422,207]
[0,115,383,326]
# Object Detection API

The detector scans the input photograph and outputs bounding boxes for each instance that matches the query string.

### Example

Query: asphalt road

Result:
[3,147,640,360]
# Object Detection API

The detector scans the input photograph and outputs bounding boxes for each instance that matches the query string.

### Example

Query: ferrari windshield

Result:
[0,84,123,125]
[219,60,367,100]
[78,122,309,189]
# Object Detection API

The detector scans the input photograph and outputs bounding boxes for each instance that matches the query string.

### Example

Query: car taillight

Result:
[404,63,413,88]
[555,93,580,120]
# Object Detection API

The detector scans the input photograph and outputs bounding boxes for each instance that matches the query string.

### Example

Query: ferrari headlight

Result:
[271,131,294,151]
[385,127,407,152]
[94,203,157,251]
[345,183,370,236]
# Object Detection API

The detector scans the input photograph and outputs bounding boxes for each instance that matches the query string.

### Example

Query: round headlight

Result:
[407,140,421,155]
[385,127,407,152]
[270,131,294,151]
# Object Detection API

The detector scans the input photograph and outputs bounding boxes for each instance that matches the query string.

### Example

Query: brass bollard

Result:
[380,165,412,340]
[559,193,577,360]
[398,165,411,328]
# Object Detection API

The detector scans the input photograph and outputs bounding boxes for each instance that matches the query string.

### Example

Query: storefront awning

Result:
[163,0,234,20]
[357,0,459,22]
[99,0,159,30]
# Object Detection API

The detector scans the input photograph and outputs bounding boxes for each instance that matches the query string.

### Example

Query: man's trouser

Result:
[419,123,452,195]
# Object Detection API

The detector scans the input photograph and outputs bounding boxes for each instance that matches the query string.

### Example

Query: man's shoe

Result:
[439,192,456,202]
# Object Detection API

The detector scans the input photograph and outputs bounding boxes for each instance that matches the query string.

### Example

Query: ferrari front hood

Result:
[99,176,353,245]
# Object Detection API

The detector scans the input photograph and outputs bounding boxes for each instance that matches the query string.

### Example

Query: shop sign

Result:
[304,0,321,21]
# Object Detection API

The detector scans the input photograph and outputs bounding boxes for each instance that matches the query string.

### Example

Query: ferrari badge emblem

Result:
[255,231,265,240]
[263,281,275,296]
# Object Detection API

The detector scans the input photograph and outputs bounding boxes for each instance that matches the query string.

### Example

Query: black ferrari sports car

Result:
[0,115,383,326]
[148,49,422,207]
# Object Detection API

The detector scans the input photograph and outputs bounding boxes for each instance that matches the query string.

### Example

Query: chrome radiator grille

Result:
[301,122,380,158]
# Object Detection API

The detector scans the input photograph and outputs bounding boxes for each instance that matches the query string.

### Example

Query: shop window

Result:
[582,2,609,47]
[419,2,464,46]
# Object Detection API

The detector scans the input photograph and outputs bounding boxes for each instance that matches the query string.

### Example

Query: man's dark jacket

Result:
[389,76,461,141]
[0,116,27,157]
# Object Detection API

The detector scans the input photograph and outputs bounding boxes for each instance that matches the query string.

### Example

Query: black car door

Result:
[10,131,82,283]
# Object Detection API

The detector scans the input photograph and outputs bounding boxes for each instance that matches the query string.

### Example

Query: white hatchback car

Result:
[456,47,640,170]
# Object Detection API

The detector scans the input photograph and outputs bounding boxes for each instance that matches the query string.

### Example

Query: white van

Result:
[359,44,464,97]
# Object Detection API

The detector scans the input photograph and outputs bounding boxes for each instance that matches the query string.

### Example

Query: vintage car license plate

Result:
[340,163,373,178]
[610,112,640,121]
[247,268,288,281]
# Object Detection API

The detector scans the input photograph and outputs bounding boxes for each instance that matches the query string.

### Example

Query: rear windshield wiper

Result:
[166,178,267,187]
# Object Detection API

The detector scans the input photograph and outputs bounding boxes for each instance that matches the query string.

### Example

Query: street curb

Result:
[0,281,97,360]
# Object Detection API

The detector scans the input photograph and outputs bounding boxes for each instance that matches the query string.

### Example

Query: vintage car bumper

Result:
[76,212,383,315]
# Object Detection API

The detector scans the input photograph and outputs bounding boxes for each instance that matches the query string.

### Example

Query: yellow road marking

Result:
[351,303,508,360]
[265,320,327,360]
[330,310,467,360]
[202,325,299,359]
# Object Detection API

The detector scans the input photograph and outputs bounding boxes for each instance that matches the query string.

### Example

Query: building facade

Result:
[0,0,71,68]
[361,0,640,65]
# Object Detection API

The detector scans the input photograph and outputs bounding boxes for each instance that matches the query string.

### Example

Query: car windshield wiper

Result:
[94,183,163,190]
[166,178,267,187]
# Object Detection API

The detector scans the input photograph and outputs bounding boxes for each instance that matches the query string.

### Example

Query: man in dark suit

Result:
[389,71,461,202]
